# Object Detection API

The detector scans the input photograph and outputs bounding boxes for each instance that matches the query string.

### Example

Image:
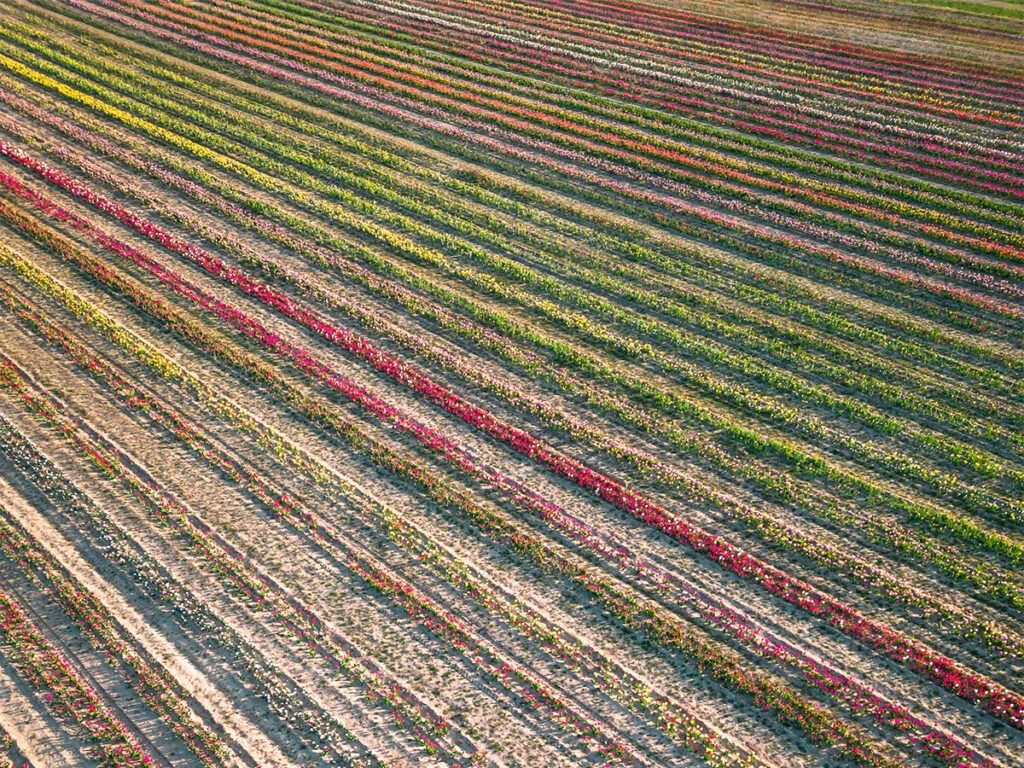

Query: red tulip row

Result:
[0,293,634,768]
[0,233,770,768]
[2,153,1024,753]
[9,104,1020,638]
[0,3,1020,766]
[1,218,994,768]
[3,44,1017,539]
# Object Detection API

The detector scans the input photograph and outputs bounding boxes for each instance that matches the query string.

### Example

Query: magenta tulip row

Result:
[0,206,994,768]
[4,85,1019,638]
[1,146,1020,744]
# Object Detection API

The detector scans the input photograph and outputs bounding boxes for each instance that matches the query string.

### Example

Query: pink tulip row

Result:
[71,0,1023,329]
[4,87,1019,638]
[0,298,634,767]
[119,0,1024,204]
[0,169,912,767]
[2,149,1020,744]
[148,0,1024,273]
[0,233,768,768]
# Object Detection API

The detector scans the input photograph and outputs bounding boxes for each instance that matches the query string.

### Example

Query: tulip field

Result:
[0,0,1021,765]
